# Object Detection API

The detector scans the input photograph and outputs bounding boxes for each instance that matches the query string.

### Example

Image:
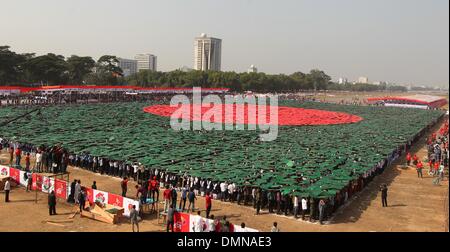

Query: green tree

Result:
[85,55,123,85]
[307,69,331,91]
[66,55,95,84]
[0,46,31,84]
[23,53,68,85]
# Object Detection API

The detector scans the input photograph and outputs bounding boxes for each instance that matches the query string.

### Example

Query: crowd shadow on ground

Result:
[331,165,402,224]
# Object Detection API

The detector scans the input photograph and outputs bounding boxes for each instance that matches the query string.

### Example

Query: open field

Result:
[0,118,447,232]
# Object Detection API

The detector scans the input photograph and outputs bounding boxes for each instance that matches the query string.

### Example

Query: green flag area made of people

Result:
[0,101,443,197]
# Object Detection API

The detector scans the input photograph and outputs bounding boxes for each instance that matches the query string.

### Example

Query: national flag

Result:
[174,212,190,232]
[84,187,94,203]
[9,168,20,184]
[19,170,27,186]
[32,174,42,191]
[54,179,67,199]
[108,193,123,207]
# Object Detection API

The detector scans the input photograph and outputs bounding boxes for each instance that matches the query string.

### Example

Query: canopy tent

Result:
[367,94,447,109]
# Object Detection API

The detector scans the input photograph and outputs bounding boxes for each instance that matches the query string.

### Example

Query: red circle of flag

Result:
[143,104,362,126]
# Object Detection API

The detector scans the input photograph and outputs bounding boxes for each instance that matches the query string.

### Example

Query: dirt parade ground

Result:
[0,118,448,232]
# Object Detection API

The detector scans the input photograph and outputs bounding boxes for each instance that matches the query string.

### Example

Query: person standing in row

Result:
[380,184,388,207]
[48,190,57,215]
[171,186,178,208]
[163,185,172,212]
[78,190,86,212]
[91,181,97,190]
[74,180,81,204]
[293,194,299,219]
[188,188,196,212]
[4,178,10,202]
[35,151,42,172]
[205,192,212,218]
[318,199,326,225]
[406,152,412,166]
[416,160,424,178]
[15,146,22,167]
[9,146,14,166]
[255,189,262,215]
[121,177,128,197]
[301,197,308,220]
[179,186,188,211]
[167,205,175,232]
[26,170,32,192]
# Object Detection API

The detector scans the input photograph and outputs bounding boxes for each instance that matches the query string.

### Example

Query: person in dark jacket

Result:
[380,184,388,207]
[67,179,76,203]
[171,187,178,208]
[48,191,57,215]
[167,205,176,232]
[78,190,86,212]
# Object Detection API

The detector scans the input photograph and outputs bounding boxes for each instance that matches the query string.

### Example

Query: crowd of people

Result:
[0,140,69,174]
[1,91,448,231]
[405,120,448,184]
[0,92,174,107]
[2,118,448,227]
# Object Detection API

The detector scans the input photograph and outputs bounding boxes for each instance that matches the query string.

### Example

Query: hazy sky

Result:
[1,0,448,87]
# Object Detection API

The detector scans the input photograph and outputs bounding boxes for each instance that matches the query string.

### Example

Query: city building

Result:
[248,65,258,73]
[194,33,222,71]
[358,76,369,84]
[118,58,138,77]
[134,53,157,72]
[338,77,348,84]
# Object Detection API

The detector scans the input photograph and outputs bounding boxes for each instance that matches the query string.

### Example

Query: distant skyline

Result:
[1,0,448,88]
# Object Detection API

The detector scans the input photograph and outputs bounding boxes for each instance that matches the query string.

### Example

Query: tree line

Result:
[0,46,123,86]
[1,45,406,92]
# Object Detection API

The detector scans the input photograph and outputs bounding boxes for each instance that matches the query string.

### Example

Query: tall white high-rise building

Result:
[194,33,222,71]
[118,58,138,77]
[134,54,157,72]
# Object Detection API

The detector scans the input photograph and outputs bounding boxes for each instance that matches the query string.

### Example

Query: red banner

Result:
[9,168,20,184]
[84,188,94,203]
[108,193,124,207]
[174,212,190,232]
[32,174,43,191]
[54,179,67,199]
